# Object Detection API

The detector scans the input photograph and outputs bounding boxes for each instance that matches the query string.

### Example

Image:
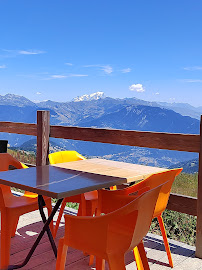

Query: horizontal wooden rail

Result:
[0,122,37,136]
[167,193,197,216]
[0,122,199,215]
[0,121,199,152]
[50,125,200,153]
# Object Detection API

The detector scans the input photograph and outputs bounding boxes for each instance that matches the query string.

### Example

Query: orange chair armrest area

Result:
[63,195,138,255]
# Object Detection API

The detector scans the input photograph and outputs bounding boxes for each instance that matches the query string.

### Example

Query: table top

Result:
[53,158,167,183]
[0,165,126,199]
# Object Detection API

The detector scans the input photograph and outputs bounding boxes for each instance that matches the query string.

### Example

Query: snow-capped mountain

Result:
[72,92,106,102]
[0,94,36,107]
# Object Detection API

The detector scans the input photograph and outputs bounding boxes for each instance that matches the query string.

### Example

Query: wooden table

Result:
[53,158,168,183]
[0,164,128,269]
[0,165,126,199]
[0,159,167,269]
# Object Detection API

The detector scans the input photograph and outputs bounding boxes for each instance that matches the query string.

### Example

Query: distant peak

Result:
[0,93,35,107]
[72,92,106,102]
[5,93,21,98]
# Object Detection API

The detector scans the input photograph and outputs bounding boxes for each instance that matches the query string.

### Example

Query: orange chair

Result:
[56,184,163,270]
[96,168,182,268]
[0,153,53,269]
[49,151,98,238]
[19,162,39,199]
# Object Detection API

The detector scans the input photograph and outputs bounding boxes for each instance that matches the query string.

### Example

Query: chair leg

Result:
[108,254,126,270]
[54,200,66,238]
[85,201,93,216]
[136,241,150,270]
[56,238,68,270]
[86,200,97,216]
[85,200,97,265]
[11,216,19,237]
[77,201,83,216]
[133,246,144,270]
[157,214,173,268]
[92,200,97,215]
[80,194,87,216]
[89,255,94,265]
[1,211,15,269]
[96,257,105,270]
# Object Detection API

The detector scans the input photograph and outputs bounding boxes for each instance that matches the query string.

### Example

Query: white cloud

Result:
[101,65,113,74]
[121,68,131,73]
[155,92,159,95]
[0,65,6,69]
[129,84,145,92]
[0,49,45,58]
[18,50,45,55]
[84,64,113,74]
[65,62,73,66]
[36,92,42,95]
[50,74,88,79]
[51,75,68,79]
[184,66,202,71]
[169,98,176,102]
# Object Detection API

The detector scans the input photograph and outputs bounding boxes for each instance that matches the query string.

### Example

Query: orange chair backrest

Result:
[128,168,182,216]
[49,150,85,165]
[105,184,163,253]
[64,184,163,255]
[0,153,24,196]
[98,168,182,217]
[129,184,163,250]
[0,153,23,172]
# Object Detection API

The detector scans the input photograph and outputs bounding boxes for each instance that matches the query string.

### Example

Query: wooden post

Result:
[196,115,202,258]
[36,110,50,166]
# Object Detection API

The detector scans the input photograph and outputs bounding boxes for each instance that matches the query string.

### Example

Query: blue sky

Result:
[0,0,202,106]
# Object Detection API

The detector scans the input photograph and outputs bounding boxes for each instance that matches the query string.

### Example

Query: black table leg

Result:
[38,195,57,258]
[7,198,63,270]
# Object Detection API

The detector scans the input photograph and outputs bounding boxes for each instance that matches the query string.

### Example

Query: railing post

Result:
[36,110,50,166]
[196,115,202,258]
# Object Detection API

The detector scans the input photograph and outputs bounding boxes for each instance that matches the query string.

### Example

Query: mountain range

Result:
[169,158,198,174]
[0,93,200,169]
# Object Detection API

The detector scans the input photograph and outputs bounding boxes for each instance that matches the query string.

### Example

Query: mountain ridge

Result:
[1,92,202,120]
[0,93,199,168]
[0,94,36,107]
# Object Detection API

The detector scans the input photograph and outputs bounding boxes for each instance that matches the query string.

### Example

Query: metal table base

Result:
[7,196,63,270]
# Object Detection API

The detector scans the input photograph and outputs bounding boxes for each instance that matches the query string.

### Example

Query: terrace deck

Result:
[6,207,202,270]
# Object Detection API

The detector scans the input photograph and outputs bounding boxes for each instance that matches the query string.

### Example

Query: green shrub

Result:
[150,210,196,245]
[172,172,198,197]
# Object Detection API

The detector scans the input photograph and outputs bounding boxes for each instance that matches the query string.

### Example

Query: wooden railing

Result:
[0,110,202,258]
